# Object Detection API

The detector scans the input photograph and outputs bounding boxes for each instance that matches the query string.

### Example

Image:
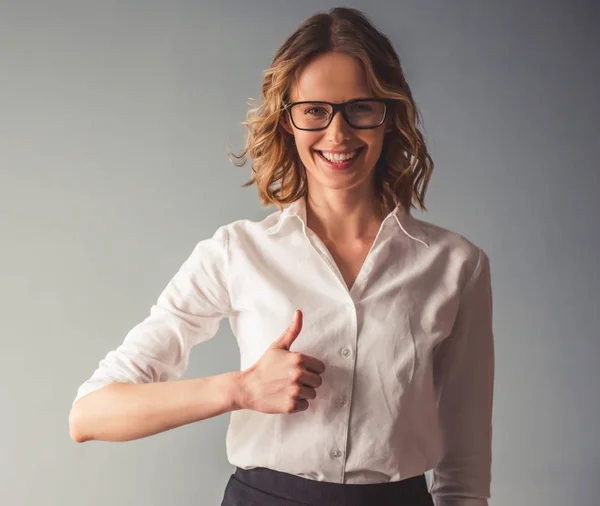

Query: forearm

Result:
[69,371,243,443]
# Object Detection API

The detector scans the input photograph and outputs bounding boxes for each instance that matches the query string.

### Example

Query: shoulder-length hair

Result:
[228,7,433,215]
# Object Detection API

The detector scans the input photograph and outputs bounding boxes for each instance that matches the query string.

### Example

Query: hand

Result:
[238,310,326,414]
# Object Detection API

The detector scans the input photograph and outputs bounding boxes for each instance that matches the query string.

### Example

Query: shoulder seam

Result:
[462,247,486,299]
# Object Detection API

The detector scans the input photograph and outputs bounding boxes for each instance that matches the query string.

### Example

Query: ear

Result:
[280,112,294,136]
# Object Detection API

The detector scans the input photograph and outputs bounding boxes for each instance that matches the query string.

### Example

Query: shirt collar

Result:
[266,195,429,248]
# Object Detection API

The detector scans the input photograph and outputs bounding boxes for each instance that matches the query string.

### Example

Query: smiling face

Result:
[281,51,390,196]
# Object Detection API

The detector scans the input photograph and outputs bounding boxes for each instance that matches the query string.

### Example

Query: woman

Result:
[69,7,494,506]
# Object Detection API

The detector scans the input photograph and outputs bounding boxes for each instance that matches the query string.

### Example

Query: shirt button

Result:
[337,396,348,407]
[340,347,352,358]
[330,449,343,459]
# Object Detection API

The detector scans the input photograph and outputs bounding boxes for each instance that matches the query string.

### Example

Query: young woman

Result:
[70,7,494,506]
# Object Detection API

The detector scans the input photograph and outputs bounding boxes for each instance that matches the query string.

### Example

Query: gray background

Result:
[1,1,598,505]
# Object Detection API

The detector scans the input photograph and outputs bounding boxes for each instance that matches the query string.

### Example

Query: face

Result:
[281,51,390,195]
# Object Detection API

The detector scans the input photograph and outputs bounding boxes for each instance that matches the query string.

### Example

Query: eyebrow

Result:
[290,97,377,103]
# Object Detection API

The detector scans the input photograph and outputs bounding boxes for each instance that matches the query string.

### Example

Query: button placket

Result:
[336,302,358,483]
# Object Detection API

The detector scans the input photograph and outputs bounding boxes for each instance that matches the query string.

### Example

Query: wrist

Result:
[230,370,249,411]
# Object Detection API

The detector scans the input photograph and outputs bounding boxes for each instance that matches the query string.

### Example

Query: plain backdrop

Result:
[1,1,598,505]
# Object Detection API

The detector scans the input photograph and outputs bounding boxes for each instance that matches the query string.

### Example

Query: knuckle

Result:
[289,368,302,382]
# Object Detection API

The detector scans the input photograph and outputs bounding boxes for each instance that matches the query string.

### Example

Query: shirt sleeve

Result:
[430,247,495,506]
[71,225,233,406]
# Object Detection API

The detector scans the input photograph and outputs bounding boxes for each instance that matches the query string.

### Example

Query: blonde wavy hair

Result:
[228,7,433,216]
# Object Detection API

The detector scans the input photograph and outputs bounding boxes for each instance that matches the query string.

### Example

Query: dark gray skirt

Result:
[220,466,434,506]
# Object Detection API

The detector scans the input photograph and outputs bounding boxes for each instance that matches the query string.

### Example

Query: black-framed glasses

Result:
[283,98,393,131]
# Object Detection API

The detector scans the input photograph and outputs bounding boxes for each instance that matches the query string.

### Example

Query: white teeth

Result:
[320,149,358,162]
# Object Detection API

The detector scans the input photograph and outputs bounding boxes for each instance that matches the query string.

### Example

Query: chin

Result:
[306,167,375,191]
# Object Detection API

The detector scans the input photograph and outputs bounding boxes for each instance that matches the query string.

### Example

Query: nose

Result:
[325,109,352,144]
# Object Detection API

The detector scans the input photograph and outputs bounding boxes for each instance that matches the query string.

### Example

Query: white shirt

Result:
[73,196,494,506]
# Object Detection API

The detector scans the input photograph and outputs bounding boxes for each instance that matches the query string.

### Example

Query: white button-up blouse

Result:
[72,196,494,506]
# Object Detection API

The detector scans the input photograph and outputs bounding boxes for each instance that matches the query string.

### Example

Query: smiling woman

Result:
[70,6,493,506]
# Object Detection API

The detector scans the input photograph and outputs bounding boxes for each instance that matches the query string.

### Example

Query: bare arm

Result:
[69,371,244,443]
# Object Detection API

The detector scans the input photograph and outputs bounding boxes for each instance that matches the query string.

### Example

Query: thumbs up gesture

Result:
[238,310,326,414]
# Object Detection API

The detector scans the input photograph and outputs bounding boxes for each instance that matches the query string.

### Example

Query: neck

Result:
[304,185,385,243]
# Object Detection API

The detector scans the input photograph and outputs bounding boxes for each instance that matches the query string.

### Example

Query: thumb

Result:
[273,309,303,350]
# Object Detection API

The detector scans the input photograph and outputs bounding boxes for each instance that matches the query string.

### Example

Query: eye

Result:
[349,103,373,113]
[303,106,329,117]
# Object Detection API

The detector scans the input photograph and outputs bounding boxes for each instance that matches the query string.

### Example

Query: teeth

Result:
[321,149,358,162]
